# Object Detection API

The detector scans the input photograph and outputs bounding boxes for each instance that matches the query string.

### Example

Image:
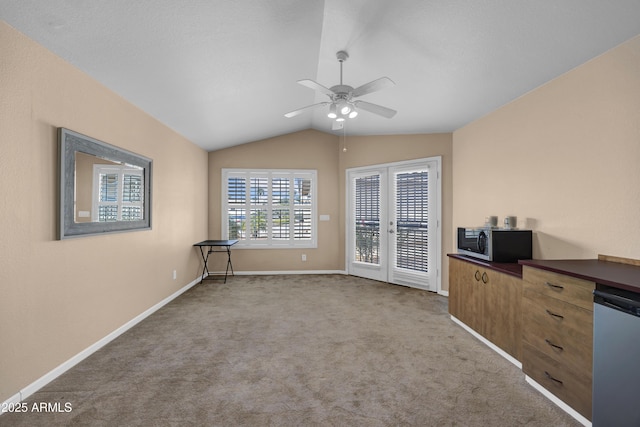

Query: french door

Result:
[346,157,441,291]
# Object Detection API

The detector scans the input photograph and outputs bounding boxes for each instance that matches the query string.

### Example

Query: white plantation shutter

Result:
[353,174,381,264]
[293,176,312,240]
[223,169,317,248]
[272,177,290,240]
[394,170,429,273]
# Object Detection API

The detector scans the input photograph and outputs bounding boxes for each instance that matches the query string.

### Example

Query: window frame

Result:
[222,168,318,249]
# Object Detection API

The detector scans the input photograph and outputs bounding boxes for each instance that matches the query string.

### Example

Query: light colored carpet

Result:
[0,274,580,426]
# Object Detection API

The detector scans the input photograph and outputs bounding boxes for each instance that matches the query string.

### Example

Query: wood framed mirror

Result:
[59,128,152,239]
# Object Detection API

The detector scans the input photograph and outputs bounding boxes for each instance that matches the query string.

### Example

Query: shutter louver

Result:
[354,174,380,264]
[395,171,429,273]
[227,176,246,240]
[272,178,290,239]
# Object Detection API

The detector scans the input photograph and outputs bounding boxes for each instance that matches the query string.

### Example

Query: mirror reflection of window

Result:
[74,152,118,223]
[93,164,144,222]
[74,152,144,223]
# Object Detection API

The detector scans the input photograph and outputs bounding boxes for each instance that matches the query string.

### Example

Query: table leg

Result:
[199,246,210,283]
[224,245,235,283]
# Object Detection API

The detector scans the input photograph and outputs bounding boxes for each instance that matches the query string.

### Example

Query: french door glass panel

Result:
[355,174,381,264]
[349,170,387,281]
[348,159,439,291]
[389,165,435,289]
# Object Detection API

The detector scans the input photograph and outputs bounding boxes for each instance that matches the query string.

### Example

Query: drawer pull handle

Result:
[544,371,564,385]
[545,309,564,320]
[481,272,488,284]
[545,338,564,351]
[474,270,481,281]
[545,282,564,290]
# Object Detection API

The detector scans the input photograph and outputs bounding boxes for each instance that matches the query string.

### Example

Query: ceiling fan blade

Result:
[352,77,395,98]
[284,102,330,118]
[354,101,397,119]
[297,79,335,97]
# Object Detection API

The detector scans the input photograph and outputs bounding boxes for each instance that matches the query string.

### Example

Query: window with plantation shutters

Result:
[222,169,317,248]
[92,165,144,222]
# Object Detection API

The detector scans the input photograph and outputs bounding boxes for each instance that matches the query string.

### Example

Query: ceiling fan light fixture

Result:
[349,110,358,119]
[339,103,351,115]
[336,117,345,122]
[327,103,337,119]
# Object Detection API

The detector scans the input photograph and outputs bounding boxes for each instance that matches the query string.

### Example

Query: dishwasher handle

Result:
[594,289,640,317]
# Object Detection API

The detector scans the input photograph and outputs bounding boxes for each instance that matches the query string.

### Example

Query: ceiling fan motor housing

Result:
[330,85,354,100]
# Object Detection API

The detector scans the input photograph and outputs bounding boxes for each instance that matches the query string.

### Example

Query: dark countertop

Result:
[519,259,640,294]
[448,253,523,278]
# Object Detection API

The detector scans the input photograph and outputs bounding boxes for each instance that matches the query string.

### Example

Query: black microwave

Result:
[457,227,532,262]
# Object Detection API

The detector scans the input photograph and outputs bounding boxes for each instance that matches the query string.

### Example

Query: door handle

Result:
[545,309,564,320]
[544,371,564,385]
[545,338,564,351]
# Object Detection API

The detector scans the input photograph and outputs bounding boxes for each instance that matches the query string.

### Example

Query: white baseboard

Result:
[525,376,591,427]
[211,270,348,276]
[438,289,449,297]
[450,315,522,369]
[2,275,203,408]
[2,392,21,407]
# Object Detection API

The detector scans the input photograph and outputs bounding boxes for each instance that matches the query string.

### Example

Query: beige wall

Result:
[208,130,342,271]
[0,22,208,402]
[453,35,640,260]
[209,132,453,289]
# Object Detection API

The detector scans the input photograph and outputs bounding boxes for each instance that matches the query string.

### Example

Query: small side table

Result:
[193,240,238,283]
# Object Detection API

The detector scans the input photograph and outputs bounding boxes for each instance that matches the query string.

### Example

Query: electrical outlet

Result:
[301,254,307,262]
[172,270,177,280]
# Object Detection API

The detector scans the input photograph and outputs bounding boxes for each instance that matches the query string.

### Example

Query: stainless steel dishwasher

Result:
[593,284,640,426]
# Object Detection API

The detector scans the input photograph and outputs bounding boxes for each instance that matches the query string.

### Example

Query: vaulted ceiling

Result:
[2,1,640,151]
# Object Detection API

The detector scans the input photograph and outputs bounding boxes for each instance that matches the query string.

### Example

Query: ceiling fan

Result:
[285,51,397,130]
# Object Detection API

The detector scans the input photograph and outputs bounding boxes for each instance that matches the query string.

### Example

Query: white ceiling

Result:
[2,1,640,151]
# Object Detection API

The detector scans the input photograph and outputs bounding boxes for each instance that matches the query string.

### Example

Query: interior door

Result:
[347,158,441,291]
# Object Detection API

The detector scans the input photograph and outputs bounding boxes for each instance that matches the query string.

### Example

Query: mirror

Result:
[59,128,152,239]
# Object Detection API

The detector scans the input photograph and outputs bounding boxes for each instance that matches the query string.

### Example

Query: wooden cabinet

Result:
[449,257,482,327]
[521,266,594,421]
[449,257,522,361]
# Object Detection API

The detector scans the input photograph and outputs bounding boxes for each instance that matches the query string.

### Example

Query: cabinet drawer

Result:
[522,266,595,310]
[523,342,592,420]
[522,292,593,375]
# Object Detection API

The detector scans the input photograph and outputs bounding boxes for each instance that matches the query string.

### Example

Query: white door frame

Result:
[345,156,442,292]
